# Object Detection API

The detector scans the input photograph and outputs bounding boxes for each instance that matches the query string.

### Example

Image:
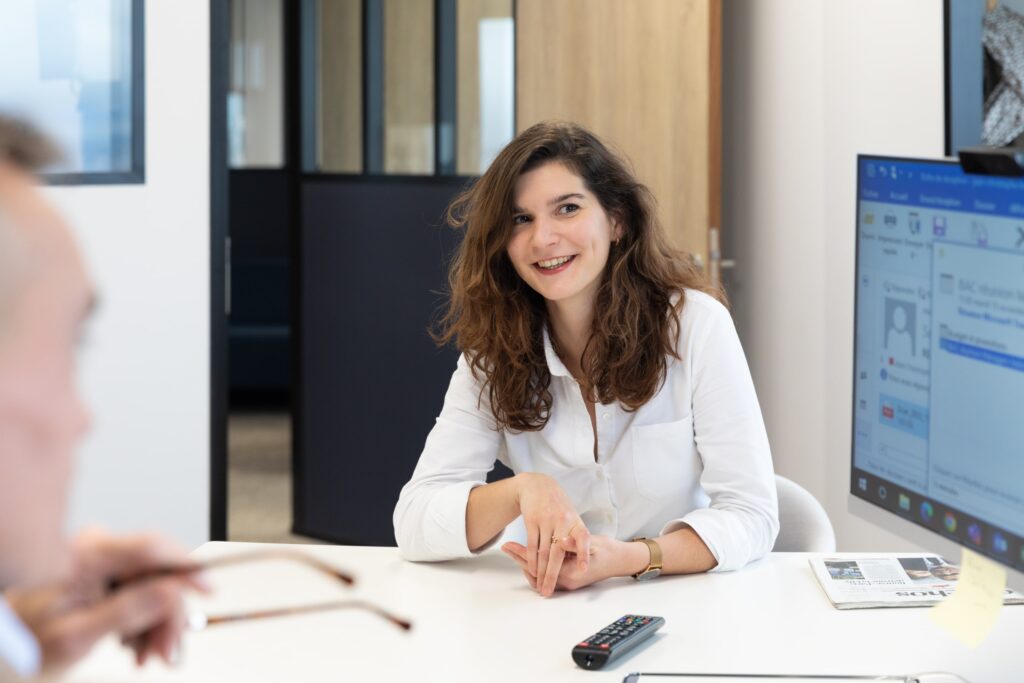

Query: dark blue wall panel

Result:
[295,178,468,545]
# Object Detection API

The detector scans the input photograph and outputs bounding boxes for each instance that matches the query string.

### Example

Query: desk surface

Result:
[68,542,1019,682]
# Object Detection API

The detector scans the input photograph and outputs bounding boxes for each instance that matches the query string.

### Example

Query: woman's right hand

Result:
[508,472,590,597]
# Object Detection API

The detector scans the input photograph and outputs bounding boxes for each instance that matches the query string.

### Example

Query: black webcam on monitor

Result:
[958,145,1024,177]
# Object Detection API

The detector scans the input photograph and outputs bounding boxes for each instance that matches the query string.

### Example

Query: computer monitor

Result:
[849,154,1024,592]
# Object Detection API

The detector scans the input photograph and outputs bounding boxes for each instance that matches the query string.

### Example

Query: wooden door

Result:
[516,0,721,266]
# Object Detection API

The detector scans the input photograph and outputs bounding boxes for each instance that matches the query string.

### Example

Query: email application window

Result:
[854,200,933,492]
[853,156,1024,556]
[929,241,1024,536]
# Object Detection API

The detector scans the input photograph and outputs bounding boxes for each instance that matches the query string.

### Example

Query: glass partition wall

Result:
[302,0,513,177]
[225,0,516,544]
[384,0,435,174]
[229,0,285,169]
[309,0,363,173]
[291,0,516,545]
[456,0,514,175]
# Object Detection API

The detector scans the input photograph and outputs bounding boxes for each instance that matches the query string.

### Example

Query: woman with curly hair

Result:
[393,121,778,597]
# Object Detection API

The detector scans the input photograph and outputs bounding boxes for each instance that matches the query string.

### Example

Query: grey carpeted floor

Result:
[227,412,324,544]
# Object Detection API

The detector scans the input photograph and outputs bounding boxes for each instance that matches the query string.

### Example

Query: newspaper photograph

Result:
[809,554,1024,609]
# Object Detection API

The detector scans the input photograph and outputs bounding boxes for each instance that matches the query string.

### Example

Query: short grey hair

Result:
[0,115,62,338]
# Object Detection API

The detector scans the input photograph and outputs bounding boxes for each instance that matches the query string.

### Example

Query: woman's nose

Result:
[529,215,557,247]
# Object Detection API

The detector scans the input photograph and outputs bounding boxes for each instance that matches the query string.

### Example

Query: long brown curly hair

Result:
[436,121,724,432]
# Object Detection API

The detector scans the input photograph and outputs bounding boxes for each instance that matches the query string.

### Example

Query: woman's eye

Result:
[513,214,531,225]
[557,203,580,215]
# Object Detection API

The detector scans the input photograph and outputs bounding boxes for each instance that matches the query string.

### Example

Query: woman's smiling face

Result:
[506,161,620,307]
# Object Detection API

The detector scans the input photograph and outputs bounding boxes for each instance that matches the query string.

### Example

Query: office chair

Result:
[773,474,836,552]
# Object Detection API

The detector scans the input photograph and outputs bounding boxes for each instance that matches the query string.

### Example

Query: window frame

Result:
[43,0,146,186]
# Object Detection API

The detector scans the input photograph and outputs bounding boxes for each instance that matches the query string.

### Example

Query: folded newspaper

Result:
[809,554,1024,609]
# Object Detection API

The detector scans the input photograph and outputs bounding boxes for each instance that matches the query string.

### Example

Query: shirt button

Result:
[602,413,610,420]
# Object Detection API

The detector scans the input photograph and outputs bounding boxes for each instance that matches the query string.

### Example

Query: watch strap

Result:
[631,537,663,578]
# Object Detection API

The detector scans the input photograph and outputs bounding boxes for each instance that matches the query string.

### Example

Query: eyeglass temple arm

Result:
[192,599,413,632]
[107,549,356,592]
[200,549,356,585]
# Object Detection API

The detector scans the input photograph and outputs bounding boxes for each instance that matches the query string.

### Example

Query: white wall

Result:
[723,0,945,551]
[46,2,211,549]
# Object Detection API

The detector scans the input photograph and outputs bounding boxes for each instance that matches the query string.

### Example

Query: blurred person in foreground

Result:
[0,115,204,681]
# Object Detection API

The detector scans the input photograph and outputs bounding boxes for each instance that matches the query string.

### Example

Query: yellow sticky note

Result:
[928,547,1006,648]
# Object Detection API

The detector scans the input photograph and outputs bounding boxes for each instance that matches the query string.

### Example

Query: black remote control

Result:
[571,614,665,670]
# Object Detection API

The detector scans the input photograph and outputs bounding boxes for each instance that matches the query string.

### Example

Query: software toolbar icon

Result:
[908,212,921,235]
[994,533,1008,554]
[944,512,957,533]
[971,221,988,247]
[920,501,934,522]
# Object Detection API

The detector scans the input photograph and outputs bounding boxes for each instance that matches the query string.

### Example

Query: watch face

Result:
[635,568,661,581]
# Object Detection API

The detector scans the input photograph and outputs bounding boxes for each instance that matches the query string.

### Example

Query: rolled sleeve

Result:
[660,295,779,572]
[415,480,489,559]
[393,354,505,561]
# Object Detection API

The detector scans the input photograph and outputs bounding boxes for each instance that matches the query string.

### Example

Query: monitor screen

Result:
[852,155,1024,576]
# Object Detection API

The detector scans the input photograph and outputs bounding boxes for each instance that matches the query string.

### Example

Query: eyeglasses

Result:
[108,548,412,632]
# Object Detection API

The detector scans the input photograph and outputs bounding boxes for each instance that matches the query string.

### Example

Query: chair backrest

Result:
[773,474,836,552]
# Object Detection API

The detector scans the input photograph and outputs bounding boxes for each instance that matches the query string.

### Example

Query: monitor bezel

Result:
[848,153,1024,592]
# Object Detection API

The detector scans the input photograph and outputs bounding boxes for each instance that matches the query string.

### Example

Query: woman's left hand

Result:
[501,535,642,593]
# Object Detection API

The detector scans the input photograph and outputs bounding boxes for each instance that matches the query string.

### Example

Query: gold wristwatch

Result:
[631,537,663,581]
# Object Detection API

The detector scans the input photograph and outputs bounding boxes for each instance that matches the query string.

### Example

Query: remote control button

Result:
[578,642,589,647]
[600,644,610,649]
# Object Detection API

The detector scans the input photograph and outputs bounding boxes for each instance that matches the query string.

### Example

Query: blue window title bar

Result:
[858,156,1024,219]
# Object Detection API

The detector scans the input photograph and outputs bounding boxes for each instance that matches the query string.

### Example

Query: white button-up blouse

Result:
[393,289,779,572]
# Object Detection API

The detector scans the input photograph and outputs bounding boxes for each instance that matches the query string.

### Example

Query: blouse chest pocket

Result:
[631,416,699,500]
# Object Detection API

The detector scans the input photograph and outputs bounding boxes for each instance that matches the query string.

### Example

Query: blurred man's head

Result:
[0,116,94,587]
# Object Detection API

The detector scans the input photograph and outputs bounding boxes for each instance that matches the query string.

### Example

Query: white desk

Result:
[68,542,1020,682]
